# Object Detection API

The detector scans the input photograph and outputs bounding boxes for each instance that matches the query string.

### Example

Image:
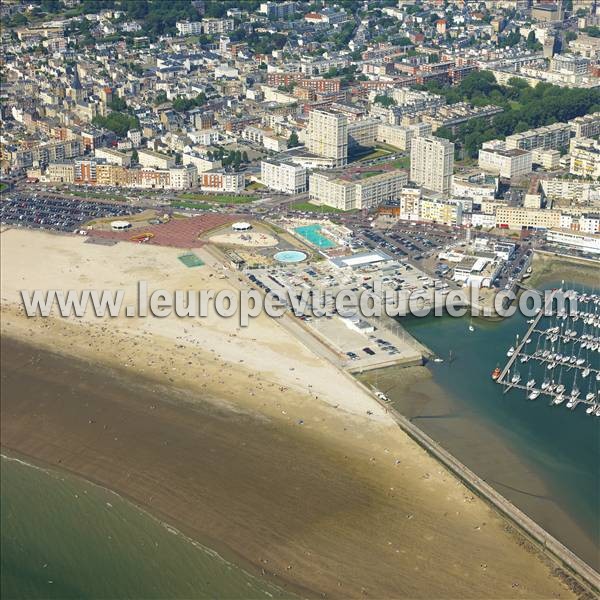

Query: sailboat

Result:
[526,370,535,388]
[570,371,580,400]
[555,366,565,394]
[511,366,521,384]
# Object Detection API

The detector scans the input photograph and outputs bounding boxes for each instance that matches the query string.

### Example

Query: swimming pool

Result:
[274,250,307,263]
[293,225,335,249]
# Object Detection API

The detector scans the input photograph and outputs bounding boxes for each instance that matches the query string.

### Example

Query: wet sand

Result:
[529,253,599,289]
[0,229,585,598]
[363,366,599,571]
[1,336,582,599]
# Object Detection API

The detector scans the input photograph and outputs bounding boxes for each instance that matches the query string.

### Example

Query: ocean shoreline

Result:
[0,449,296,599]
[0,228,588,599]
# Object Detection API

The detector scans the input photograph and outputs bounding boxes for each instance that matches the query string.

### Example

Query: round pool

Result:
[274,250,307,263]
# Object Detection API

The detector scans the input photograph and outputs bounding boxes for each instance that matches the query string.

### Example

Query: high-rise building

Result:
[306,109,348,167]
[410,136,454,194]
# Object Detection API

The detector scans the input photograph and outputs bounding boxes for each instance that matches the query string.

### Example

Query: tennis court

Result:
[178,253,204,268]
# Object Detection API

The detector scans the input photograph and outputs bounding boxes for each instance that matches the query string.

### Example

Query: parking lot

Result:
[0,194,142,232]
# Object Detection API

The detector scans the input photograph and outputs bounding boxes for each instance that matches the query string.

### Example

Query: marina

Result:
[495,288,600,416]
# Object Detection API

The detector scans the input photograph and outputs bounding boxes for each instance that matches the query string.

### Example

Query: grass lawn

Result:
[375,142,402,152]
[291,201,346,213]
[178,193,256,204]
[390,156,410,169]
[359,170,384,179]
[356,148,390,162]
[0,183,7,192]
[246,181,267,191]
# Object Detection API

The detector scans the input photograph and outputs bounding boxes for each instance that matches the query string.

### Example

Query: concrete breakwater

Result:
[375,395,600,597]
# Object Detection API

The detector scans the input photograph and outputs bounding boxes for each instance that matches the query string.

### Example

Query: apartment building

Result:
[452,172,498,203]
[96,163,130,187]
[571,112,600,139]
[259,1,297,19]
[376,122,432,151]
[168,165,198,190]
[15,139,83,169]
[201,18,235,35]
[531,149,560,170]
[201,170,245,193]
[47,162,75,184]
[306,109,348,167]
[309,169,407,211]
[94,147,131,167]
[74,158,98,184]
[138,149,175,170]
[182,152,222,173]
[399,188,422,221]
[354,170,408,210]
[299,78,341,93]
[505,122,571,152]
[410,136,454,194]
[420,198,463,226]
[309,172,355,210]
[540,178,600,202]
[550,54,590,75]
[559,212,600,234]
[260,159,307,194]
[176,21,203,36]
[570,138,600,179]
[478,141,532,180]
[495,206,562,230]
[129,168,171,189]
[242,126,287,152]
[347,118,379,149]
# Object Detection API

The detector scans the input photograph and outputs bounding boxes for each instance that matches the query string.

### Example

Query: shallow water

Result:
[0,454,289,599]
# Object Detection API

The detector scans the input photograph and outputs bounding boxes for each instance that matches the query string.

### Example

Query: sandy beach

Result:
[0,228,584,598]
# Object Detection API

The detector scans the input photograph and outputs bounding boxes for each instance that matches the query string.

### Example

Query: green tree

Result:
[287,131,299,148]
[131,148,139,163]
[374,95,396,108]
[108,96,128,112]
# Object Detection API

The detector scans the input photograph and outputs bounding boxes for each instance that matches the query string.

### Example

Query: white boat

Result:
[582,367,590,378]
[507,346,515,357]
[586,404,595,414]
[511,371,521,384]
[553,394,565,405]
[520,354,529,363]
[528,390,540,400]
[526,378,535,388]
[556,383,565,394]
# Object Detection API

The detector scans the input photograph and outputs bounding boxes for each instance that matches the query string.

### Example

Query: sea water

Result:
[1,454,290,599]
